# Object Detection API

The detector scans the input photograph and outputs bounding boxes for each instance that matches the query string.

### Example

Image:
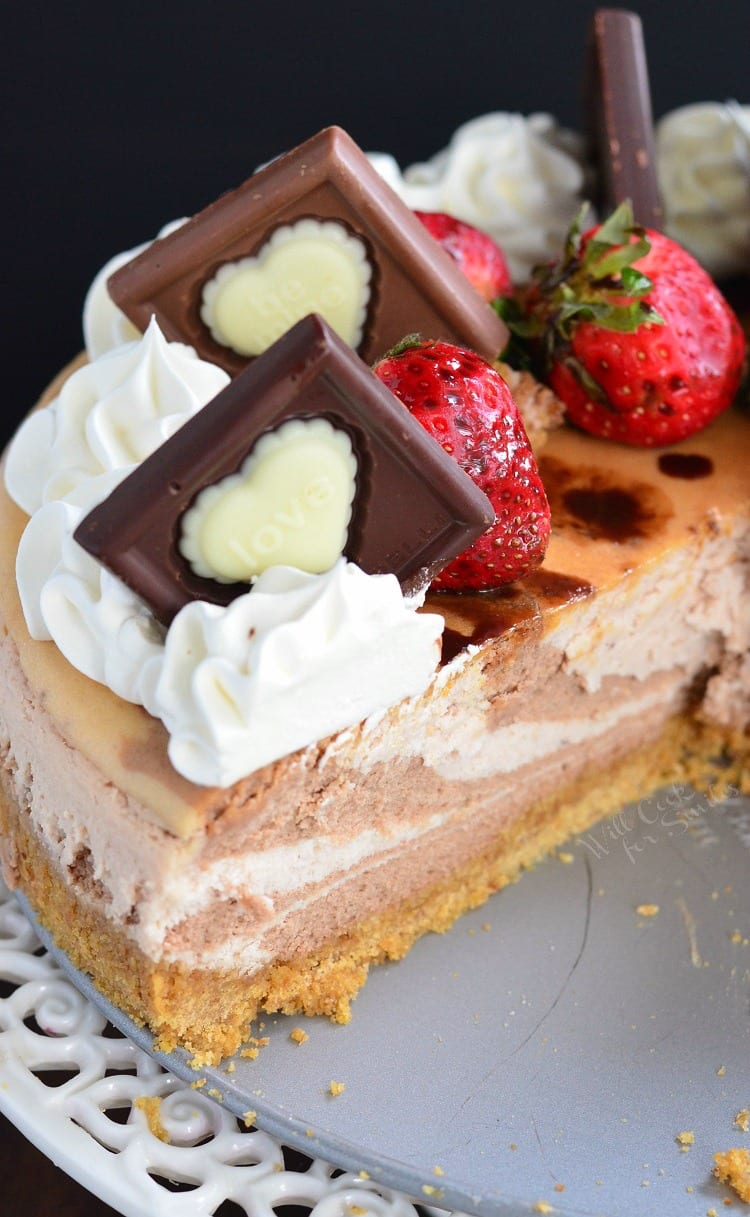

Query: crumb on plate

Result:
[714,1148,750,1202]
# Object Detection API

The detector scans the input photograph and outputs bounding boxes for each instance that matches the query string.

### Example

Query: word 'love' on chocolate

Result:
[74,314,494,625]
[107,126,508,376]
[585,7,663,229]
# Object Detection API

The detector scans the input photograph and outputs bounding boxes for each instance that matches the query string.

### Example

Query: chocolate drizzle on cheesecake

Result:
[540,456,674,544]
[434,569,595,665]
[658,453,714,480]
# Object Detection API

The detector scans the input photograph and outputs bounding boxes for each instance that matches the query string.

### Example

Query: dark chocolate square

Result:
[74,314,494,625]
[585,9,663,229]
[107,126,508,376]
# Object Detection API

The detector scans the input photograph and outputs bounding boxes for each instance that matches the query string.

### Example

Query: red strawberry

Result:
[374,339,550,590]
[414,211,513,302]
[515,202,746,446]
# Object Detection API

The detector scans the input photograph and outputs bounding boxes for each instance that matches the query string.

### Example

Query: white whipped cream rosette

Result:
[5,317,230,516]
[83,218,186,359]
[369,113,588,283]
[15,472,164,704]
[657,102,750,279]
[139,561,444,787]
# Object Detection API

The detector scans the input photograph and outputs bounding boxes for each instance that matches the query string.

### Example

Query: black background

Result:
[5,0,749,443]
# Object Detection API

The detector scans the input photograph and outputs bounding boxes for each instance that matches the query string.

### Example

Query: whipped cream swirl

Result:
[140,561,443,787]
[657,102,750,278]
[16,473,164,703]
[8,322,443,787]
[5,317,229,516]
[369,113,588,283]
[83,219,186,359]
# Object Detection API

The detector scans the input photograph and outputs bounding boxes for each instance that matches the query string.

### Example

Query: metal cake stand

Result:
[1,784,748,1217]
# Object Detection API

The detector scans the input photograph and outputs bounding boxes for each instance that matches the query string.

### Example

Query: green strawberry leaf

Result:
[560,355,610,406]
[592,199,636,246]
[494,294,540,338]
[620,266,654,297]
[563,203,588,262]
[378,333,424,361]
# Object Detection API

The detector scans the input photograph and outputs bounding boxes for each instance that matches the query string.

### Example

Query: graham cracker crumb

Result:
[358,1171,370,1180]
[241,1047,259,1060]
[190,1078,206,1089]
[134,1095,169,1143]
[509,1143,518,1150]
[718,1066,727,1077]
[735,1110,749,1133]
[677,1130,695,1150]
[242,1110,257,1127]
[714,1148,750,1202]
[329,1081,345,1097]
[225,1061,235,1073]
[433,1165,444,1176]
[708,1208,719,1216]
[636,903,660,917]
[290,1027,309,1045]
[554,1183,565,1192]
[348,1206,368,1216]
[305,1129,314,1138]
[421,1185,443,1199]
[532,1203,555,1215]
[207,1087,222,1100]
[557,852,574,864]
[687,1185,694,1193]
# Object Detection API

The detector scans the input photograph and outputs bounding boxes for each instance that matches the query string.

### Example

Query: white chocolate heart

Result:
[200,220,372,357]
[179,418,357,583]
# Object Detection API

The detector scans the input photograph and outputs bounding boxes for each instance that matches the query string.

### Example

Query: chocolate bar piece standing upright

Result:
[74,314,494,625]
[585,8,663,229]
[107,126,508,376]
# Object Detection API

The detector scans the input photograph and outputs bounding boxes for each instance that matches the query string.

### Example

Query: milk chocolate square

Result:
[74,314,494,625]
[107,126,508,376]
[585,8,663,229]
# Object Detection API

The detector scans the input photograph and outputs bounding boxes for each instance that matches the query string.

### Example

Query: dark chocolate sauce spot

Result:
[563,486,644,542]
[431,569,594,665]
[658,453,713,480]
[540,456,674,544]
[523,569,595,605]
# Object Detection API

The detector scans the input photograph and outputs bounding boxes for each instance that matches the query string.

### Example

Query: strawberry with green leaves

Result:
[414,211,513,302]
[374,339,550,590]
[509,202,746,446]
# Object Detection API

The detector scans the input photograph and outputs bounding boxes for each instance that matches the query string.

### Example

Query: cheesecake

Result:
[0,99,748,1064]
[0,352,747,1061]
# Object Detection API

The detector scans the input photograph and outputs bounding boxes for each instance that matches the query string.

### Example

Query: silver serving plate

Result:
[17,786,750,1217]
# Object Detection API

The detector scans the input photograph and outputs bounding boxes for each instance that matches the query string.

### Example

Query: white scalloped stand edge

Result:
[0,877,454,1217]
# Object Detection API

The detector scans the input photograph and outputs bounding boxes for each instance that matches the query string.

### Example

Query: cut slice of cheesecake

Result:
[0,359,747,1064]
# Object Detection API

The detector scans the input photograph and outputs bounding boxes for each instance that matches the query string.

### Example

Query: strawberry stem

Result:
[502,200,664,375]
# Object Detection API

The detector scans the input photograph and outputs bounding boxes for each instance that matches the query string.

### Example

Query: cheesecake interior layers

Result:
[0,359,748,1061]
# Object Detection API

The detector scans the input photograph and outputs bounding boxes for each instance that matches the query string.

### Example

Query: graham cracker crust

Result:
[1,713,747,1065]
